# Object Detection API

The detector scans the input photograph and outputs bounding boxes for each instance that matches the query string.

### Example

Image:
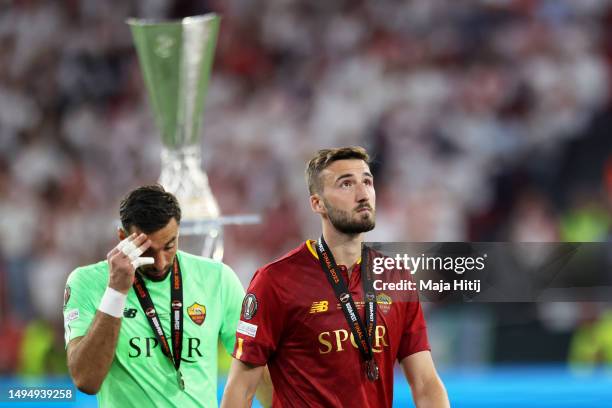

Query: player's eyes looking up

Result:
[336,177,373,189]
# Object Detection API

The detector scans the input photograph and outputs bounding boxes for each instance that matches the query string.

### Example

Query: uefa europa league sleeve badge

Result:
[128,14,259,260]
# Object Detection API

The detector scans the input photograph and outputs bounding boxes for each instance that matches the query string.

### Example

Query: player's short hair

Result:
[305,146,370,195]
[119,184,181,233]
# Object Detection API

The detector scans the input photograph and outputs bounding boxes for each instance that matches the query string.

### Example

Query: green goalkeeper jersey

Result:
[63,250,245,408]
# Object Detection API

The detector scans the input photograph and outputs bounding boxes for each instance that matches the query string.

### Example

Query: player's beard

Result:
[323,199,375,234]
[139,259,174,282]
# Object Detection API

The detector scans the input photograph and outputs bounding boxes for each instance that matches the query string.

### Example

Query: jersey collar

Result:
[305,240,362,264]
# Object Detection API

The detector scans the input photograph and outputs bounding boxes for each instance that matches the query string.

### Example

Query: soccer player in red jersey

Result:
[221,147,449,407]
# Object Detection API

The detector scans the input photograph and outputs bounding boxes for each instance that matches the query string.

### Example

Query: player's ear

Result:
[118,227,127,241]
[310,194,326,215]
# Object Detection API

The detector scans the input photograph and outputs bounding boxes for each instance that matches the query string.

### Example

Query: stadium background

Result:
[1,0,612,406]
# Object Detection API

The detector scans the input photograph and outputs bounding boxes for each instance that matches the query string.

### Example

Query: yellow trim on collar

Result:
[305,240,361,264]
[306,239,319,259]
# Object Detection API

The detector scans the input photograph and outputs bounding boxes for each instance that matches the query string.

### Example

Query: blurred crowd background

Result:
[1,0,611,382]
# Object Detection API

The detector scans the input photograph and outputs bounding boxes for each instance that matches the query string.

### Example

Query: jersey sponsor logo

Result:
[187,302,206,325]
[309,300,329,313]
[237,321,258,338]
[124,308,138,318]
[63,286,71,310]
[242,294,257,320]
[128,337,203,362]
[318,325,389,354]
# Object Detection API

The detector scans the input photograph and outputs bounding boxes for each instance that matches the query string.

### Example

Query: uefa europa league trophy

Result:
[128,14,258,260]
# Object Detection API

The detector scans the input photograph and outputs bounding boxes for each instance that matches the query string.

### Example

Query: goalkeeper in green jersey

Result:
[63,184,270,407]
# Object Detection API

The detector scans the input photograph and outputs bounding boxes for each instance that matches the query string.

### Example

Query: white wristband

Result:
[98,287,127,318]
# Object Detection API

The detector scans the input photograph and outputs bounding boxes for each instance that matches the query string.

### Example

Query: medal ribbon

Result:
[133,259,183,372]
[315,237,377,369]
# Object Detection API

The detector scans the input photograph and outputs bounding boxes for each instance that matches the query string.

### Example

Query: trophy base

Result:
[157,144,261,260]
[159,146,220,220]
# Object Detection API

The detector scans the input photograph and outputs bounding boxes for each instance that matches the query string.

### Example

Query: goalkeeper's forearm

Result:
[66,312,122,394]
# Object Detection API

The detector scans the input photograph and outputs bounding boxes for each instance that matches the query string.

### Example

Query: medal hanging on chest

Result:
[315,237,379,382]
[366,359,379,381]
[133,259,186,390]
[177,369,185,390]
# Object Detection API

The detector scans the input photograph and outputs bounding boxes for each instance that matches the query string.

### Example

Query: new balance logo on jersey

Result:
[310,301,329,313]
[124,308,137,318]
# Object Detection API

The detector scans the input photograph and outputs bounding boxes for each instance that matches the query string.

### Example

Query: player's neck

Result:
[321,225,363,274]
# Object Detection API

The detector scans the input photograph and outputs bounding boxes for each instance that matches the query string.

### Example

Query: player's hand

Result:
[107,233,153,294]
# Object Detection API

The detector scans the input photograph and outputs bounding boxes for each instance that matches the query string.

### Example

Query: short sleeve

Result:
[232,268,286,366]
[396,300,430,361]
[63,268,99,347]
[219,263,246,355]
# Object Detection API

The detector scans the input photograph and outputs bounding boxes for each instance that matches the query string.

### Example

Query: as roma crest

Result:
[187,303,206,326]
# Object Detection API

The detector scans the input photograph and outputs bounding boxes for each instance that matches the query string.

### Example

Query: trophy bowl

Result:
[128,14,230,259]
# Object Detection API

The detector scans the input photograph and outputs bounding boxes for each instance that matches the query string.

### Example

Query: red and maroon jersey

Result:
[233,241,430,408]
